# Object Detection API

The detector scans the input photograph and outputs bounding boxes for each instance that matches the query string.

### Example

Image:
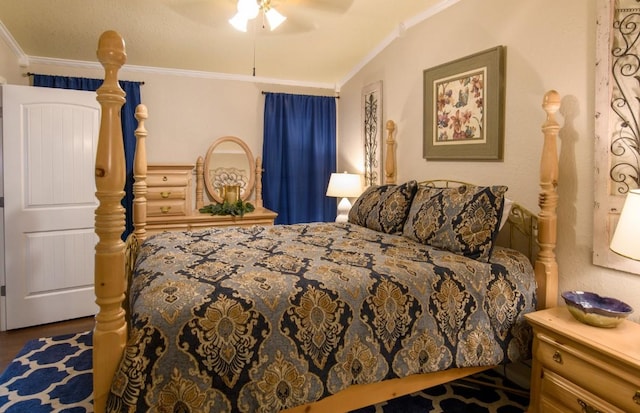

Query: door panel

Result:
[2,84,100,330]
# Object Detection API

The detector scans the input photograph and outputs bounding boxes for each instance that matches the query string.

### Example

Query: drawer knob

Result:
[161,191,171,198]
[162,176,168,181]
[552,350,563,364]
[160,206,171,214]
[634,390,640,405]
[577,399,602,413]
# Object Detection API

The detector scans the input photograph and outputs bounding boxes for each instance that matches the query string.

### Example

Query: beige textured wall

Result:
[0,39,332,166]
[0,59,331,204]
[338,0,640,321]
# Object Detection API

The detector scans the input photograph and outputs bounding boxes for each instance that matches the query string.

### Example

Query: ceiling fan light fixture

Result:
[229,13,249,32]
[265,7,286,30]
[229,0,286,32]
[237,0,260,19]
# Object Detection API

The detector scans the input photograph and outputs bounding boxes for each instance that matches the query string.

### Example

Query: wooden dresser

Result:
[526,307,640,413]
[145,163,277,235]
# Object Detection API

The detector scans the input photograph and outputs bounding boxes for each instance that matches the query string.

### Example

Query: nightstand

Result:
[525,307,640,412]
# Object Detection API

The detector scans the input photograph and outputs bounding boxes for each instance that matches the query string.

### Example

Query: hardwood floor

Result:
[0,317,95,373]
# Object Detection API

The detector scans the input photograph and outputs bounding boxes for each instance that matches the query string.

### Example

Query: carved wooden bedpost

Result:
[196,156,205,209]
[385,120,397,184]
[94,30,127,413]
[536,90,560,309]
[133,104,148,243]
[255,156,264,208]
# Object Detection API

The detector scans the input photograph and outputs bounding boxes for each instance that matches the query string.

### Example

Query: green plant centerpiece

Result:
[199,199,255,217]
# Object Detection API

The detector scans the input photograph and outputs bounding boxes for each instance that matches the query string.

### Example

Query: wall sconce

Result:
[326,172,363,223]
[610,189,640,261]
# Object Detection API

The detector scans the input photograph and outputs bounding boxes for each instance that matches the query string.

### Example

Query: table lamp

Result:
[326,172,362,223]
[610,189,640,260]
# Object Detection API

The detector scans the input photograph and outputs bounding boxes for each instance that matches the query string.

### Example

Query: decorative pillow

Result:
[402,185,508,262]
[348,180,418,234]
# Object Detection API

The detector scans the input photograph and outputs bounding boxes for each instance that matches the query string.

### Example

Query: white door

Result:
[1,84,100,330]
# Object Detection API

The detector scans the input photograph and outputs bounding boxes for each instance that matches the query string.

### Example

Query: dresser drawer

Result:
[147,200,187,216]
[147,187,186,201]
[146,164,194,221]
[536,333,640,411]
[147,173,190,187]
[540,369,625,413]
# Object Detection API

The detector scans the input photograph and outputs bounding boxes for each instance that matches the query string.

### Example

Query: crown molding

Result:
[27,55,337,91]
[0,19,29,67]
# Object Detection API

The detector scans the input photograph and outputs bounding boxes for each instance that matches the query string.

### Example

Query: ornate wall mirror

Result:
[203,136,256,204]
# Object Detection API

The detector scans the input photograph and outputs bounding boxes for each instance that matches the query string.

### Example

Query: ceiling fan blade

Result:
[159,0,236,28]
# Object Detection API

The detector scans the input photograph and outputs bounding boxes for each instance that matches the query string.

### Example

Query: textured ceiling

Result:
[0,0,449,87]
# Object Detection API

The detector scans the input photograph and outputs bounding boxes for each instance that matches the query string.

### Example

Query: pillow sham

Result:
[402,185,508,262]
[348,180,418,234]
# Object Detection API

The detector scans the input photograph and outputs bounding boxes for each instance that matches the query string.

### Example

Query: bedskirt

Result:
[106,222,536,413]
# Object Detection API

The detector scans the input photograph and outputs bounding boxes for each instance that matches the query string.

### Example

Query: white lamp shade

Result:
[610,189,640,260]
[326,172,363,198]
[326,172,362,223]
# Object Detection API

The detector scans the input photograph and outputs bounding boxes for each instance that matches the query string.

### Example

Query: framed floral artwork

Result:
[423,46,505,160]
[362,81,382,186]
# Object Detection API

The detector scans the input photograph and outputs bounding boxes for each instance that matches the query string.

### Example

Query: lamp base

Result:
[335,197,352,223]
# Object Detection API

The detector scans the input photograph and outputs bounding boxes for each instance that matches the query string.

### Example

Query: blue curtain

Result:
[262,93,336,224]
[33,74,142,240]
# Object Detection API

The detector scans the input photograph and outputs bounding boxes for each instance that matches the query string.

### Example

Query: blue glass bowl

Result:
[561,291,633,328]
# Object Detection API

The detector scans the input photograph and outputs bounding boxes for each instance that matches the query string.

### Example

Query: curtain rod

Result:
[24,72,145,85]
[261,91,339,99]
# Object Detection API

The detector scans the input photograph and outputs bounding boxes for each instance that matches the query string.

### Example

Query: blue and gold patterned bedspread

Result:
[107,222,535,413]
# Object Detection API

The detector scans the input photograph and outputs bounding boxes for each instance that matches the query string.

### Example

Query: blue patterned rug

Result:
[0,331,93,412]
[0,331,528,412]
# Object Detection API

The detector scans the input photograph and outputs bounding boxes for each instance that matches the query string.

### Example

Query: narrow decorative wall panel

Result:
[593,0,640,274]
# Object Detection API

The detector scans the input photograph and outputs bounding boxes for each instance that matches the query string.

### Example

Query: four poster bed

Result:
[92,31,560,412]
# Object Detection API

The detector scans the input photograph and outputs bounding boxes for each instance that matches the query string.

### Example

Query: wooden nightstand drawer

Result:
[147,200,187,216]
[536,333,640,411]
[147,187,187,201]
[540,369,625,413]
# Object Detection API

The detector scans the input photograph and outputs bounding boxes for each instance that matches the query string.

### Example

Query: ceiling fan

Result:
[160,0,355,35]
[229,0,287,32]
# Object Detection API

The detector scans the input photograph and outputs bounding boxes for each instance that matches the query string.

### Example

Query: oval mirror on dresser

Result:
[203,136,256,203]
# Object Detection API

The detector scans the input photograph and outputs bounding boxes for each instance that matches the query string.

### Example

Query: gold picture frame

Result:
[423,46,506,161]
